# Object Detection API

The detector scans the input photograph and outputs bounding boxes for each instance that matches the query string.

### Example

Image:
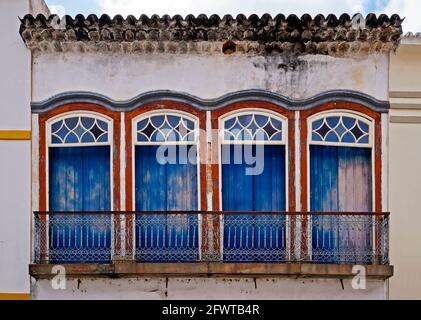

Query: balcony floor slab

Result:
[29,262,393,280]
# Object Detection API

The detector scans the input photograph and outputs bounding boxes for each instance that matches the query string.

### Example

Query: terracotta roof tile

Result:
[20,13,403,56]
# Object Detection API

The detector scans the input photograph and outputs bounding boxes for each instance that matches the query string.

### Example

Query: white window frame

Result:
[218,109,289,259]
[131,110,202,259]
[45,111,115,258]
[306,110,376,258]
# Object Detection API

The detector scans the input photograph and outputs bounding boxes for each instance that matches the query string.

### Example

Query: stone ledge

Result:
[29,262,393,280]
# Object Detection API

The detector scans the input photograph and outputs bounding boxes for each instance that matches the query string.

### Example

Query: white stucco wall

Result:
[31,277,387,300]
[32,52,389,102]
[0,0,33,296]
[0,1,31,130]
[0,142,31,294]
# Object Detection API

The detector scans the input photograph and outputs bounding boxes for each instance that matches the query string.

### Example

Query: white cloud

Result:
[95,0,419,33]
[379,0,421,33]
[49,4,67,16]
[96,0,369,18]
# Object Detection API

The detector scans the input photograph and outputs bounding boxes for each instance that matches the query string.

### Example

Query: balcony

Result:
[30,211,392,279]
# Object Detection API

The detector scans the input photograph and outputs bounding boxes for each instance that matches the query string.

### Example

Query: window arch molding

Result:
[307,110,374,148]
[46,111,113,147]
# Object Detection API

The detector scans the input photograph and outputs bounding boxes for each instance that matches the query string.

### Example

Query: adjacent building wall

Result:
[389,38,421,299]
[0,0,32,299]
[0,0,49,300]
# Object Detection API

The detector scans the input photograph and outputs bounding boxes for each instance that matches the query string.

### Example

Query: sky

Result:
[45,0,420,33]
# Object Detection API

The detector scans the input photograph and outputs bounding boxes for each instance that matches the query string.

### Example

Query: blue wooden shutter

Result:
[135,145,198,261]
[222,145,286,262]
[310,145,372,263]
[49,146,111,263]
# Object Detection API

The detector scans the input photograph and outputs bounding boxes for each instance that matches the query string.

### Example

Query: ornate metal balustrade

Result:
[33,211,389,265]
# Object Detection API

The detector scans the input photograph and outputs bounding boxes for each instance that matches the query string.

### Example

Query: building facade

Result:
[1,0,418,299]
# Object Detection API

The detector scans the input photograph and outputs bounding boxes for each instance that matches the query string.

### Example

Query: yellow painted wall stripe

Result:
[0,293,30,300]
[0,130,31,140]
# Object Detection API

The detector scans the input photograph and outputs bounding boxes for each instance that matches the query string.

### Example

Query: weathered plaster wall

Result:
[0,2,31,130]
[32,52,389,102]
[0,142,31,294]
[31,277,386,300]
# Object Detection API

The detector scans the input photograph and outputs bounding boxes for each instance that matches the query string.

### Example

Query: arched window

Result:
[219,110,288,262]
[132,111,200,262]
[46,112,113,263]
[308,111,374,264]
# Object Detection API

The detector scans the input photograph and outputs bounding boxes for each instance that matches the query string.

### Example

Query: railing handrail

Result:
[33,211,390,216]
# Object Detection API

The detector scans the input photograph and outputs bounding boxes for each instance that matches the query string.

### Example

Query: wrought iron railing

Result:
[33,211,389,265]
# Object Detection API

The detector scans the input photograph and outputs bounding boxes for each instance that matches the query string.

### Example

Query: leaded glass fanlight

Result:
[310,113,371,146]
[49,114,110,145]
[221,111,285,143]
[136,114,197,143]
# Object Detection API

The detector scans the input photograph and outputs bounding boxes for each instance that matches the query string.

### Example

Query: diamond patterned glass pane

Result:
[326,116,340,128]
[238,115,253,127]
[151,116,165,128]
[310,115,371,146]
[97,120,108,132]
[137,119,149,131]
[358,135,369,144]
[342,132,355,143]
[342,117,356,129]
[51,120,63,132]
[65,132,78,143]
[97,133,109,143]
[81,132,95,143]
[312,119,323,131]
[223,113,283,142]
[325,131,339,142]
[64,117,78,130]
[50,116,110,144]
[136,114,197,143]
[81,117,95,129]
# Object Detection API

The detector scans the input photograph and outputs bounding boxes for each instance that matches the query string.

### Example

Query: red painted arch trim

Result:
[124,101,207,212]
[38,104,121,212]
